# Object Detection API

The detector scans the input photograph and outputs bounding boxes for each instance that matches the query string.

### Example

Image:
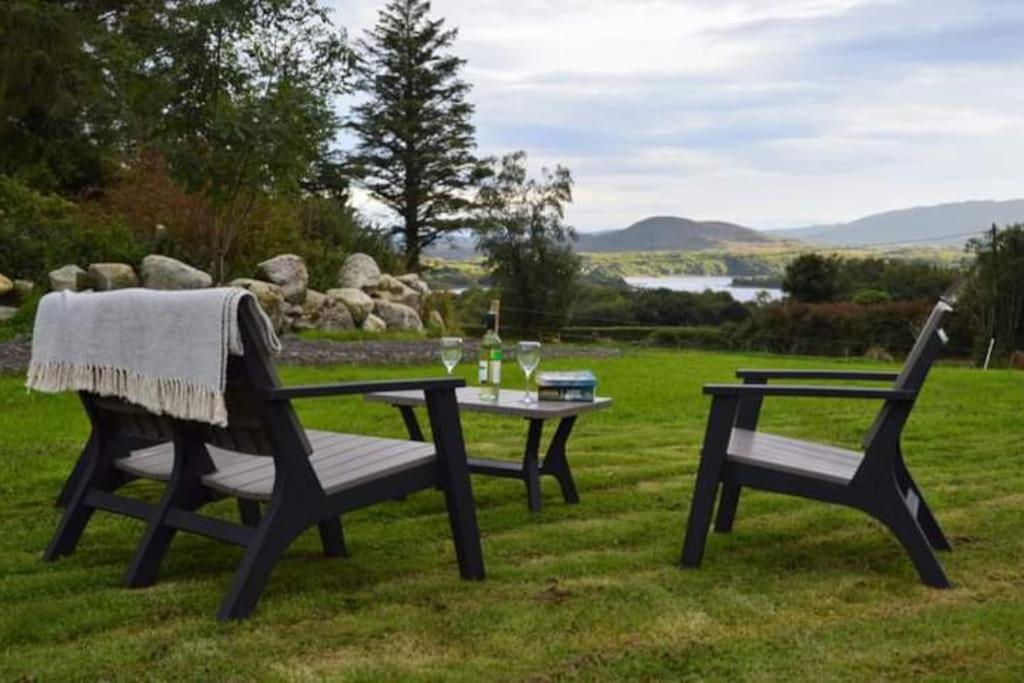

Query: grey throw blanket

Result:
[26,288,280,426]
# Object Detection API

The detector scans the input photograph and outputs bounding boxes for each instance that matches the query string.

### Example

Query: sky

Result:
[327,0,1024,232]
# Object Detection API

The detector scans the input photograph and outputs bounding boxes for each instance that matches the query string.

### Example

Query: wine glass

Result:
[439,337,463,375]
[517,341,541,403]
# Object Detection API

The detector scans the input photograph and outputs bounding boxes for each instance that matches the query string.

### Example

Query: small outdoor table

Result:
[365,387,613,512]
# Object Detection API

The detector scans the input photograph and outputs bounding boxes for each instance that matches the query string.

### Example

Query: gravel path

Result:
[0,337,619,375]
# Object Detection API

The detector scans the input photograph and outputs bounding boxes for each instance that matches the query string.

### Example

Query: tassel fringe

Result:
[26,361,228,427]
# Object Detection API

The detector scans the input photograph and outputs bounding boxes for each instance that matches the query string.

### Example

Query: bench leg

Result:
[681,396,736,568]
[218,504,304,621]
[877,479,950,589]
[318,518,347,558]
[541,417,580,505]
[894,453,950,551]
[238,499,262,526]
[125,433,213,587]
[44,436,118,561]
[426,388,485,580]
[714,482,741,533]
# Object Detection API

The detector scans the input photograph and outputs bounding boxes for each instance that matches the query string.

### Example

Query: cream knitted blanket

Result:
[26,288,280,426]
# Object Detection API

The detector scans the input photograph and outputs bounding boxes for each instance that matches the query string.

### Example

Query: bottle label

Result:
[478,359,488,384]
[490,360,501,384]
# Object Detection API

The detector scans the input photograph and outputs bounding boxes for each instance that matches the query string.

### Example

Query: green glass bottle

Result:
[478,311,502,401]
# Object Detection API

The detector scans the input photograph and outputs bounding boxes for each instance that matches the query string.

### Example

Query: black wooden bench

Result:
[46,297,484,620]
[681,300,955,587]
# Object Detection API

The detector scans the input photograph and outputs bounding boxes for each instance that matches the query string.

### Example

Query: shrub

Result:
[852,289,892,305]
[734,300,938,357]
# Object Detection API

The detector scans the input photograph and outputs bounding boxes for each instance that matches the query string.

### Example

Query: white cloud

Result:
[328,0,1024,230]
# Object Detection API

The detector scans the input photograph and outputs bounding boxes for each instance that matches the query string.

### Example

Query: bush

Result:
[734,300,939,357]
[644,326,729,350]
[0,176,148,282]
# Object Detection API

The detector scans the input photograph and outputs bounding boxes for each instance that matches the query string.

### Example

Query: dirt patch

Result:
[0,337,620,375]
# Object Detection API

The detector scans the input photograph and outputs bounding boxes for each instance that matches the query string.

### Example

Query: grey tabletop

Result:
[365,386,613,420]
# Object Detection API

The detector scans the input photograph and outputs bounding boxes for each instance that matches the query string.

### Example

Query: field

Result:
[1,348,1023,681]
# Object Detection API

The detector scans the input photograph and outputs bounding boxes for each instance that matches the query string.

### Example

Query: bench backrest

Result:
[83,297,310,460]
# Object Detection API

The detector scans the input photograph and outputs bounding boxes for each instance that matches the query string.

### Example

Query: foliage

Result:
[841,258,958,303]
[733,300,943,357]
[783,253,845,303]
[294,197,401,291]
[348,0,487,270]
[0,0,125,193]
[145,0,351,279]
[475,152,581,334]
[2,354,1024,680]
[960,224,1024,362]
[0,177,147,282]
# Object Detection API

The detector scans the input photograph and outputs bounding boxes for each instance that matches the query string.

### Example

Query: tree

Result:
[962,224,1024,362]
[782,253,845,303]
[475,152,581,334]
[348,0,486,271]
[148,0,351,280]
[0,1,129,193]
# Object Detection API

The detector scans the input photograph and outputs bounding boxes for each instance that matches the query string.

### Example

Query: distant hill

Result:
[768,199,1024,247]
[574,216,773,252]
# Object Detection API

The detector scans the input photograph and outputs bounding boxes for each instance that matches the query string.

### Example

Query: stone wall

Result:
[1,253,444,335]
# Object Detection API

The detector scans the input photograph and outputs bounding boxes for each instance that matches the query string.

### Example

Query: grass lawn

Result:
[1,348,1023,681]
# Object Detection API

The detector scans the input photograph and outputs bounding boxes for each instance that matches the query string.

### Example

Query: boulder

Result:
[256,254,308,304]
[319,298,355,331]
[361,313,387,332]
[326,287,374,324]
[0,306,17,322]
[48,265,89,292]
[373,300,423,332]
[398,272,431,296]
[228,278,287,332]
[0,274,12,301]
[140,254,212,290]
[293,290,327,331]
[338,252,381,289]
[370,273,422,311]
[88,263,139,291]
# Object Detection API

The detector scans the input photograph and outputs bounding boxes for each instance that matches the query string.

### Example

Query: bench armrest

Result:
[704,384,915,401]
[736,369,900,382]
[268,378,464,401]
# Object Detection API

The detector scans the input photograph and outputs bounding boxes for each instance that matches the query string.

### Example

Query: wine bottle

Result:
[479,300,502,401]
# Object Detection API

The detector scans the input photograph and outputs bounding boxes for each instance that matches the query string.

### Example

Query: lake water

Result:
[622,275,783,303]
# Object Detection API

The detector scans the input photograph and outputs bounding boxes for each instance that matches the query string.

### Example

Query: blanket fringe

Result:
[26,361,228,427]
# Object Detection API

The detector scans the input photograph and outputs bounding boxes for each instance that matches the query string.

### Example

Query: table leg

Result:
[523,419,544,512]
[540,416,580,504]
[398,405,425,442]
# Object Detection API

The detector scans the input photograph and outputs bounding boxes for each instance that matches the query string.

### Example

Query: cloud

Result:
[329,0,1024,230]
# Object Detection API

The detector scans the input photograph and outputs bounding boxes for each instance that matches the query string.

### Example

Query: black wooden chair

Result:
[47,298,483,620]
[681,300,955,587]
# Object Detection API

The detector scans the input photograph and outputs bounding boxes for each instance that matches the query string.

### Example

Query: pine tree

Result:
[348,0,486,271]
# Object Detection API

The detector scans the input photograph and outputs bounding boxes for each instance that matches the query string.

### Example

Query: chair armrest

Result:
[703,384,915,401]
[736,369,900,382]
[267,378,464,401]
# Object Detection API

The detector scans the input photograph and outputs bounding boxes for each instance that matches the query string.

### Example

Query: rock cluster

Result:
[23,252,444,336]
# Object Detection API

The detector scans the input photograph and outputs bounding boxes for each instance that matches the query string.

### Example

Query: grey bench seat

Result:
[115,429,437,502]
[727,429,863,485]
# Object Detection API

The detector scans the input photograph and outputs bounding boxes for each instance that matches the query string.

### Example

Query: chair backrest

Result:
[860,299,953,451]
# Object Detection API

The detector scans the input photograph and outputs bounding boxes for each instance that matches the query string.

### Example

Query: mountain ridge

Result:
[768,199,1024,247]
[574,215,772,252]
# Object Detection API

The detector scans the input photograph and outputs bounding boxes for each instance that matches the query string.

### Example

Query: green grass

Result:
[1,349,1022,681]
